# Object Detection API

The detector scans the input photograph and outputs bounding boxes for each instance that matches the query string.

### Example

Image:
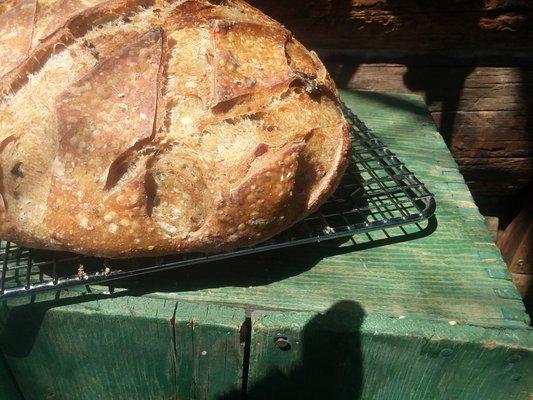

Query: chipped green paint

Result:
[0,294,244,399]
[247,307,532,399]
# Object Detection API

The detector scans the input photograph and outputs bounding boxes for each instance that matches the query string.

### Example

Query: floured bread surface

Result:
[0,0,350,257]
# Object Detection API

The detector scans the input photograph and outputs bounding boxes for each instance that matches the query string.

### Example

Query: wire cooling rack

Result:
[0,104,435,300]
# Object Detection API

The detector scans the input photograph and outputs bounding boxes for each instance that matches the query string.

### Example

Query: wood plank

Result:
[457,156,532,194]
[333,65,530,113]
[172,302,245,399]
[511,273,532,303]
[498,203,533,274]
[322,63,533,195]
[246,307,533,399]
[1,294,178,400]
[248,0,533,55]
[0,293,245,399]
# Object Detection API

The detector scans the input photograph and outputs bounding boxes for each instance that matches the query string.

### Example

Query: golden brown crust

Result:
[0,135,18,214]
[0,0,350,257]
[193,141,305,252]
[210,20,294,106]
[0,0,36,77]
[33,0,103,47]
[165,0,276,30]
[45,29,163,255]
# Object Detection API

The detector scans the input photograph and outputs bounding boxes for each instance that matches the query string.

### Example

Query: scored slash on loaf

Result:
[0,0,350,258]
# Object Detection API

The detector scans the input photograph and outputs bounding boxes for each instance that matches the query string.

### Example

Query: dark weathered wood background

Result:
[250,0,532,198]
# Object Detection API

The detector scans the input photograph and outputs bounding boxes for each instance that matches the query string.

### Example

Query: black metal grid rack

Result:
[0,104,435,300]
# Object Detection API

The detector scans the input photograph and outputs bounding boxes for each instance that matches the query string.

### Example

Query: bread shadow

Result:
[27,213,436,297]
[107,215,437,295]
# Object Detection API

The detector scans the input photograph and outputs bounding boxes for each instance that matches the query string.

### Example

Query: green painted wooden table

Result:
[0,91,531,400]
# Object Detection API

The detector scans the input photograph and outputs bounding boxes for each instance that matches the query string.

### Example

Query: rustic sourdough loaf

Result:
[0,0,350,257]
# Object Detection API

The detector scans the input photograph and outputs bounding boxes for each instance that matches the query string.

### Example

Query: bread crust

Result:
[0,0,350,257]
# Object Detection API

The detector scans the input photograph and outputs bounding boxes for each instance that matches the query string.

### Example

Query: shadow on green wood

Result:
[0,350,22,399]
[95,217,436,296]
[241,301,532,400]
[220,301,366,400]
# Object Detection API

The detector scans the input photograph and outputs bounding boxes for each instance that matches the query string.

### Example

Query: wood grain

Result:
[1,295,178,399]
[247,308,533,399]
[499,204,533,274]
[512,273,532,301]
[248,0,532,55]
[322,64,533,195]
[0,294,245,399]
